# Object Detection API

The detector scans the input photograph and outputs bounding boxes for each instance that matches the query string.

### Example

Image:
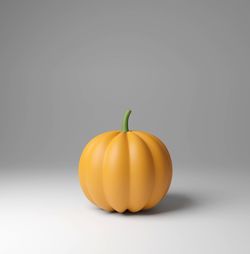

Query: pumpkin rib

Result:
[141,131,172,166]
[139,131,167,150]
[81,133,107,208]
[120,132,130,213]
[125,132,130,213]
[102,132,129,213]
[133,132,162,209]
[133,131,172,209]
[100,131,121,212]
[136,130,172,171]
[81,131,119,211]
[131,131,156,211]
[144,131,173,181]
[92,131,120,211]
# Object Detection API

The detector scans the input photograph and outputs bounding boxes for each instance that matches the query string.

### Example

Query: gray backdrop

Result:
[1,0,250,170]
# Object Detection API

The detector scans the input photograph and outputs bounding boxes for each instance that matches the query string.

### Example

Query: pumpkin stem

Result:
[121,109,132,132]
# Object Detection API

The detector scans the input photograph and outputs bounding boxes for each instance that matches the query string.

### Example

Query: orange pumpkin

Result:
[78,110,172,213]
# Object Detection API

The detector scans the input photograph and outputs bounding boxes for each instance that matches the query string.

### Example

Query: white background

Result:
[1,166,249,254]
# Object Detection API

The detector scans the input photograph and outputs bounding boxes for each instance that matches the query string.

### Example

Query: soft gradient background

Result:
[0,0,250,253]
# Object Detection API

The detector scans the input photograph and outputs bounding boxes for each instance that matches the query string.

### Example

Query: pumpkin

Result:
[78,110,172,213]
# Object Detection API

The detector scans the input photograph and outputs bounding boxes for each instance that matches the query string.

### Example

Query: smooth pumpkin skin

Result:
[78,129,172,213]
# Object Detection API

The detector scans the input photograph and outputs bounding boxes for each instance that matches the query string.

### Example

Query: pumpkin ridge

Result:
[81,131,119,210]
[130,131,155,211]
[136,131,172,172]
[101,131,121,211]
[102,131,127,212]
[80,136,101,207]
[134,131,172,208]
[140,131,169,152]
[125,132,130,212]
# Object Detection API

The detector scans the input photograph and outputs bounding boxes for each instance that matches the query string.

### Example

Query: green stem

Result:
[121,109,132,132]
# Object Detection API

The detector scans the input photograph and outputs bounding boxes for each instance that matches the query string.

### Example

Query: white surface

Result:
[1,166,249,254]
